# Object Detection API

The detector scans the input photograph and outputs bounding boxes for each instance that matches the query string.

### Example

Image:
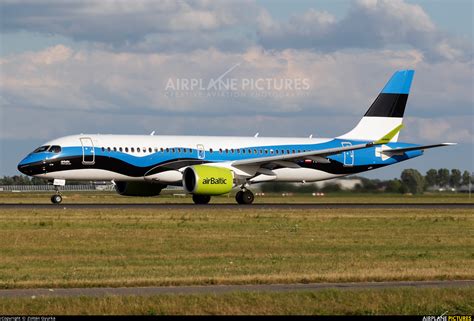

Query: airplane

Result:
[17,70,455,204]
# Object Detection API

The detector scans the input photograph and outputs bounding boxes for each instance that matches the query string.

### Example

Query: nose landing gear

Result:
[50,179,65,204]
[51,193,63,204]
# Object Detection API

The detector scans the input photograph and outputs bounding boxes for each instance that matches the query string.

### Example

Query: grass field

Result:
[0,191,473,204]
[1,287,473,315]
[0,206,472,289]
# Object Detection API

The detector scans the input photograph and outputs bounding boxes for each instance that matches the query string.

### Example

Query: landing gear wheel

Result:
[51,194,62,204]
[192,194,211,205]
[235,191,244,204]
[236,190,254,205]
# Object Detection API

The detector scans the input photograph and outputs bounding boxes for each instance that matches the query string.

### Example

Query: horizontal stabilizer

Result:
[382,143,456,156]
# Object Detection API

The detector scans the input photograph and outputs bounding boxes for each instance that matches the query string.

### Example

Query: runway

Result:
[0,203,473,209]
[0,280,472,298]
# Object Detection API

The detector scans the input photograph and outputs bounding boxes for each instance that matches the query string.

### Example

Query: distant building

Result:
[313,178,362,190]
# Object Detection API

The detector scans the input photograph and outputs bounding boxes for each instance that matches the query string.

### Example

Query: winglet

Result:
[373,124,404,145]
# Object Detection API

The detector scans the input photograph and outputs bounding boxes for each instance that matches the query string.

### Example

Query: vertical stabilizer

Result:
[338,70,414,142]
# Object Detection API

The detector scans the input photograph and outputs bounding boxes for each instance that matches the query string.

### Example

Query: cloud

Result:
[1,0,258,50]
[3,0,471,59]
[257,0,470,61]
[403,116,473,145]
[1,44,472,144]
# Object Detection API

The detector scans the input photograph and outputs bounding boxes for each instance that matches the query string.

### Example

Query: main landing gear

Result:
[235,189,254,205]
[192,194,211,205]
[190,186,255,205]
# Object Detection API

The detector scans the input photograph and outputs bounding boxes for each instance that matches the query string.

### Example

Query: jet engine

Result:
[183,165,233,195]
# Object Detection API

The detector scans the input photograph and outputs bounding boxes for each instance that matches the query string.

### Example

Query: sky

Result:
[0,0,473,179]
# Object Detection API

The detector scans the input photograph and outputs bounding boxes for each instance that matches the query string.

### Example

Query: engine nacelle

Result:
[114,181,165,196]
[183,165,234,195]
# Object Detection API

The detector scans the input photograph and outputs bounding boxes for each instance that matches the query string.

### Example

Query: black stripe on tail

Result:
[364,93,408,118]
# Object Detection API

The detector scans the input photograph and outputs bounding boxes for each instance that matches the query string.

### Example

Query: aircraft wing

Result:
[231,141,375,167]
[381,143,456,156]
[232,125,454,169]
[232,125,405,168]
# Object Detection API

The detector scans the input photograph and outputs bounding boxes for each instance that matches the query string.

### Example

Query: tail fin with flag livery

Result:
[339,70,414,142]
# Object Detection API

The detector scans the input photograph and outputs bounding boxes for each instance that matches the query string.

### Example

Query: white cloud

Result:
[1,44,472,143]
[405,117,473,144]
[1,0,258,48]
[257,0,469,62]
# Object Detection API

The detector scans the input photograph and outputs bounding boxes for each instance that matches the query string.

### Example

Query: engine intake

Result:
[115,181,165,196]
[183,165,233,195]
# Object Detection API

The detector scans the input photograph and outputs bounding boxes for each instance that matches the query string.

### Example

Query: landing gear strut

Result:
[235,189,254,205]
[192,194,211,205]
[50,179,65,204]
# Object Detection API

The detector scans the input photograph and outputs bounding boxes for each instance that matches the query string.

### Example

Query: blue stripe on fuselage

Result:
[18,139,423,169]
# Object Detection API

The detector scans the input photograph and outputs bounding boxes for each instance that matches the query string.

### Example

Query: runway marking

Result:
[1,280,472,298]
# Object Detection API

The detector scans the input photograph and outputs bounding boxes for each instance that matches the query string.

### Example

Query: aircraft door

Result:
[80,137,95,165]
[341,142,354,167]
[197,144,205,159]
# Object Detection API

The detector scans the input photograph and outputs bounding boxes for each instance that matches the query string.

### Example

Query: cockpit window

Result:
[33,146,50,153]
[49,145,61,153]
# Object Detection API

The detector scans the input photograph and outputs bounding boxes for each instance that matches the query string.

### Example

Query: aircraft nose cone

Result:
[18,161,29,175]
[18,156,34,175]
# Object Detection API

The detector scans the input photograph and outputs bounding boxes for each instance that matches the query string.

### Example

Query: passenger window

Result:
[177,148,181,153]
[172,148,175,153]
[219,148,223,153]
[113,147,117,152]
[210,148,213,153]
[160,148,164,152]
[125,147,129,152]
[119,147,123,152]
[137,148,141,152]
[231,149,234,153]
[107,147,111,152]
[101,147,105,152]
[149,148,152,153]
[131,147,135,152]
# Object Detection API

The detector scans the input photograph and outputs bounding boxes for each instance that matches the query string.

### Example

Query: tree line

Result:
[0,176,84,185]
[0,169,472,194]
[396,168,472,195]
[260,168,472,194]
